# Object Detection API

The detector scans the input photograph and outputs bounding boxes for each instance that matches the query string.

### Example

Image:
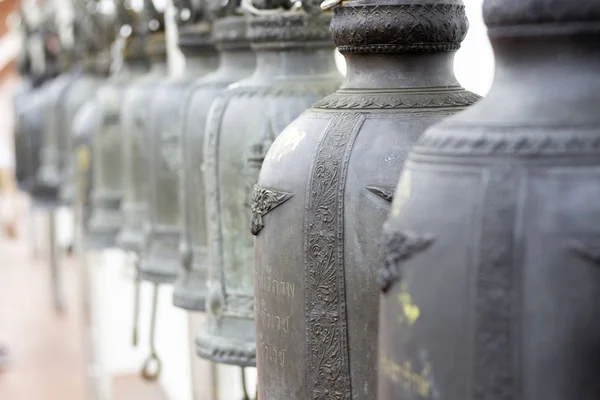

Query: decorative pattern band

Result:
[483,0,600,31]
[304,112,365,399]
[247,14,332,45]
[331,3,468,53]
[414,125,600,156]
[313,89,480,110]
[475,168,518,400]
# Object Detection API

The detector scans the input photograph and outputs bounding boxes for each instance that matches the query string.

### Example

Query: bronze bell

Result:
[36,0,111,209]
[196,0,341,367]
[138,0,218,284]
[172,2,256,312]
[13,80,41,195]
[378,0,600,399]
[117,9,169,254]
[59,1,116,208]
[71,99,96,244]
[13,2,57,197]
[29,2,73,207]
[86,1,149,249]
[251,0,478,398]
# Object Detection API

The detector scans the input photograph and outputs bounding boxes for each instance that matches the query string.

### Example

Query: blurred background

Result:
[0,0,493,399]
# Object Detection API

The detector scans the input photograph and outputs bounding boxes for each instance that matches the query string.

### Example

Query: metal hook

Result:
[131,253,141,347]
[241,367,251,400]
[141,283,162,381]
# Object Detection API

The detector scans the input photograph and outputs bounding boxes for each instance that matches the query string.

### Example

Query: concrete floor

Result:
[0,215,87,400]
[0,207,167,400]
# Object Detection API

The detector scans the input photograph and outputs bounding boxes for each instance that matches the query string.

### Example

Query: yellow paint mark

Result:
[76,146,91,202]
[380,356,431,397]
[397,282,420,326]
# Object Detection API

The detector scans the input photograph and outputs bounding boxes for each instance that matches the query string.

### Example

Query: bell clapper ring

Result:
[131,253,141,347]
[141,283,162,381]
[241,366,257,400]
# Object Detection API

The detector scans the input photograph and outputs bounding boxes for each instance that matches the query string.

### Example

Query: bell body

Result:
[87,59,149,249]
[14,82,46,195]
[117,43,169,254]
[196,14,341,367]
[13,80,35,192]
[253,1,477,398]
[378,1,600,399]
[71,98,97,247]
[34,73,80,207]
[37,70,104,209]
[174,17,256,311]
[139,46,218,284]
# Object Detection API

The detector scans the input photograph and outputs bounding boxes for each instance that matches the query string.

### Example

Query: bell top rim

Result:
[246,13,333,48]
[330,0,468,54]
[210,16,251,49]
[483,0,600,37]
[178,21,215,50]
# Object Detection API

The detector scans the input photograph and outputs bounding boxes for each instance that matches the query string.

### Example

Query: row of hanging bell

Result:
[196,0,341,368]
[379,0,600,398]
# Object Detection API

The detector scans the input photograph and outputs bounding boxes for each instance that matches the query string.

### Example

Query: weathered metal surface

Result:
[173,15,256,311]
[378,0,600,399]
[195,0,341,367]
[252,0,479,398]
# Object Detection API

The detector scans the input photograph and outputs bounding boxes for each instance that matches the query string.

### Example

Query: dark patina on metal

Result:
[196,0,341,367]
[378,0,600,399]
[253,0,478,398]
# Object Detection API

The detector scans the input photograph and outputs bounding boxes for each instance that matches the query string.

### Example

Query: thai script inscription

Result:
[260,300,291,335]
[256,265,296,299]
[259,333,287,367]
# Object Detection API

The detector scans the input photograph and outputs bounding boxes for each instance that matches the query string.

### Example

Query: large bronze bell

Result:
[138,1,217,284]
[86,5,149,249]
[378,0,600,399]
[196,0,341,367]
[173,3,256,312]
[252,0,478,397]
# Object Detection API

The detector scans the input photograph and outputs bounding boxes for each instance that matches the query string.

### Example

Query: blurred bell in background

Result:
[0,0,493,398]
